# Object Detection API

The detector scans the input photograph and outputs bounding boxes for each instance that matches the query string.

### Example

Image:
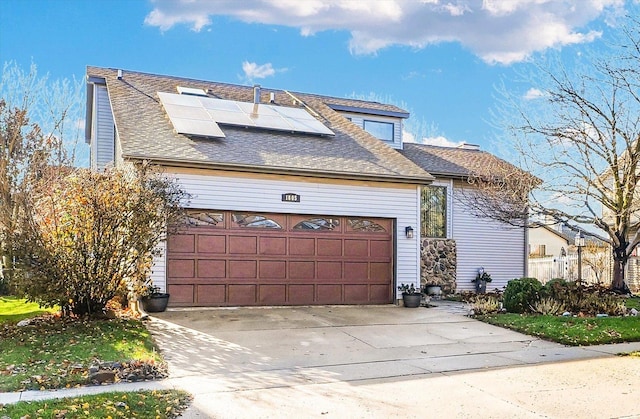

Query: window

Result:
[363,120,394,142]
[293,218,340,231]
[232,213,282,229]
[421,186,447,238]
[348,219,386,232]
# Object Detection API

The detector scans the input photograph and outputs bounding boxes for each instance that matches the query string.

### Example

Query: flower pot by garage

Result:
[402,293,422,308]
[141,293,170,313]
[424,285,442,298]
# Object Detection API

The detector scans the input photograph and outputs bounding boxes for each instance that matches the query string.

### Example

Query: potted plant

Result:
[398,283,422,308]
[472,268,492,294]
[140,285,170,313]
[423,283,442,298]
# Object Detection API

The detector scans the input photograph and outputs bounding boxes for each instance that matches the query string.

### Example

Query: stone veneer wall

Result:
[421,239,457,294]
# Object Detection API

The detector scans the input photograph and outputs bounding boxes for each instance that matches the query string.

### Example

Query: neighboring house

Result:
[85,66,526,306]
[528,224,571,257]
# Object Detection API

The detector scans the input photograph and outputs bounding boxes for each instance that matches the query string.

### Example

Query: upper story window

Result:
[363,120,394,142]
[421,186,447,238]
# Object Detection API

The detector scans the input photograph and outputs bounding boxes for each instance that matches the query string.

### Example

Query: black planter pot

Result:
[141,293,170,313]
[402,293,422,308]
[474,280,487,294]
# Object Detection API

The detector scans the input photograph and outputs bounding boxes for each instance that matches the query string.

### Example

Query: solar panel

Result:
[158,91,334,137]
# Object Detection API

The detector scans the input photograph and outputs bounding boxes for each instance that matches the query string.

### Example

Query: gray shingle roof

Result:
[87,66,433,184]
[400,143,519,178]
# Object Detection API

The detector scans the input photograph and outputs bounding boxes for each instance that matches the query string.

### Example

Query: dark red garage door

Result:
[167,210,394,306]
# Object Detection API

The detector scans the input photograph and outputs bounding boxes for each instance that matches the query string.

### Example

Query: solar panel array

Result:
[158,91,334,138]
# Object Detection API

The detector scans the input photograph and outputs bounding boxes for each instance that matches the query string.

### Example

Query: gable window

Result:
[421,186,447,238]
[363,120,394,142]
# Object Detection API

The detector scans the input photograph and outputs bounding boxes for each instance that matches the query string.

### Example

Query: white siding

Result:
[151,173,421,299]
[452,185,527,292]
[90,85,115,171]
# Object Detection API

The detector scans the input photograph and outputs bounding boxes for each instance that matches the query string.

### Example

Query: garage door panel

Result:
[168,211,394,306]
[289,237,315,255]
[196,285,226,304]
[370,284,391,302]
[259,260,286,279]
[317,284,342,304]
[289,285,315,304]
[168,234,195,253]
[259,237,286,255]
[370,240,392,258]
[228,285,257,305]
[229,236,258,254]
[259,285,286,304]
[167,284,195,304]
[197,235,226,253]
[229,260,257,278]
[345,239,368,257]
[290,261,315,279]
[197,259,226,278]
[370,262,392,281]
[317,238,342,256]
[317,261,342,280]
[168,259,195,278]
[344,262,368,280]
[344,285,369,303]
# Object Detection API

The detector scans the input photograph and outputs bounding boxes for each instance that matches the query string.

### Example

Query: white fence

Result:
[528,251,640,293]
[528,252,612,285]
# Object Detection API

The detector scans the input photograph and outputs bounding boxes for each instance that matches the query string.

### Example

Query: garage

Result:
[166,210,394,306]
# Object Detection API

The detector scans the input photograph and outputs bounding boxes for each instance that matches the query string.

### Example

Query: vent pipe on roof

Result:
[269,92,275,103]
[117,69,123,80]
[457,142,480,150]
[253,84,261,104]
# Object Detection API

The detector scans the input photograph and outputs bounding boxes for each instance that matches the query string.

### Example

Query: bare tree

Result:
[0,61,84,290]
[462,17,640,293]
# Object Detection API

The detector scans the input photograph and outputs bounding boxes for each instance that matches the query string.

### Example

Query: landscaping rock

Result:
[16,319,31,327]
[630,308,638,316]
[562,311,571,317]
[89,370,116,384]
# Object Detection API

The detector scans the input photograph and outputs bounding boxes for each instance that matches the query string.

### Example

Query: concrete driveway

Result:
[146,302,640,418]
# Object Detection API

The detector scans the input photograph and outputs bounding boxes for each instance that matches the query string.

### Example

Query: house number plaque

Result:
[282,193,301,203]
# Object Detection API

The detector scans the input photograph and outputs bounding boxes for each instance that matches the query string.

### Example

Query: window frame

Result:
[421,185,448,239]
[363,119,394,142]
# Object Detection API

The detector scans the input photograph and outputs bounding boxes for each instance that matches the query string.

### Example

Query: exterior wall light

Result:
[405,226,414,239]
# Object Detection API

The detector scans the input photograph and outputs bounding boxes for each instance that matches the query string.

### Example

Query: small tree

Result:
[13,163,188,315]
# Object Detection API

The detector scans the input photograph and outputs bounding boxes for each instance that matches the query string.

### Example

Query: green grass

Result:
[625,296,640,310]
[0,390,191,418]
[0,296,58,324]
[478,313,640,346]
[0,317,164,391]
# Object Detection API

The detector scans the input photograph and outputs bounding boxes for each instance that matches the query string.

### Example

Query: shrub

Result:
[503,277,543,313]
[542,280,628,316]
[530,297,566,315]
[12,164,188,316]
[469,295,501,315]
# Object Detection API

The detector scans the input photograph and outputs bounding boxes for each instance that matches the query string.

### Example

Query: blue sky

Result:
[0,0,635,157]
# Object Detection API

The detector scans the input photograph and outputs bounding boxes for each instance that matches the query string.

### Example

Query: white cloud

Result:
[402,129,416,143]
[144,0,626,65]
[242,61,276,81]
[421,136,463,148]
[524,88,546,100]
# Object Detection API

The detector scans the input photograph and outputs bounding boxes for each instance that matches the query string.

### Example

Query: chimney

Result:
[253,84,261,104]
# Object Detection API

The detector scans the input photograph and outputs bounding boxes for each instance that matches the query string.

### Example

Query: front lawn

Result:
[0,309,164,391]
[0,390,191,418]
[0,296,58,324]
[478,314,640,346]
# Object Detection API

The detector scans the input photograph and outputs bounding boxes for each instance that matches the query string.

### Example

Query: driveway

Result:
[146,302,640,418]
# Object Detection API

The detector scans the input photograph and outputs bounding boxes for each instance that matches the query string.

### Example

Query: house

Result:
[85,66,527,306]
[528,224,571,257]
